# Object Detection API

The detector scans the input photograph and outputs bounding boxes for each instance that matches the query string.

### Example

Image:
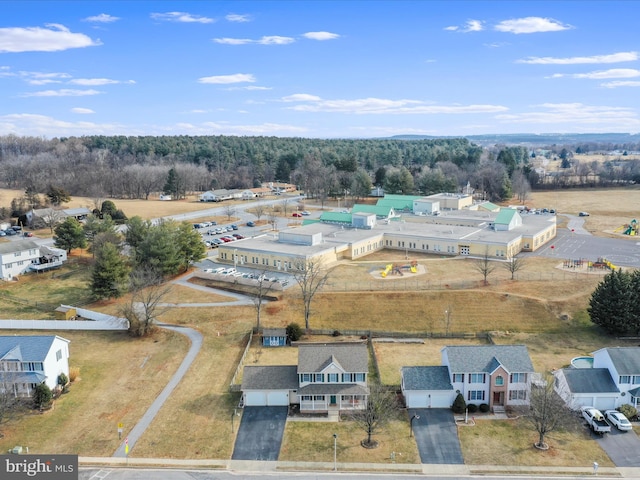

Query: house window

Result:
[56,349,62,361]
[468,390,485,401]
[302,374,311,383]
[495,375,504,386]
[470,373,485,384]
[619,375,631,384]
[315,373,324,382]
[355,373,365,382]
[453,373,464,383]
[510,373,528,383]
[22,362,43,371]
[633,376,640,384]
[328,373,339,383]
[301,395,312,401]
[313,395,325,401]
[509,390,527,401]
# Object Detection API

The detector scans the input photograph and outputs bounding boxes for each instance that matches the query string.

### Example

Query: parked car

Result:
[579,211,590,217]
[604,410,632,431]
[0,231,5,236]
[211,238,223,246]
[232,233,244,239]
[246,221,255,227]
[223,236,236,242]
[5,229,16,236]
[23,232,34,237]
[581,406,611,434]
[221,268,237,275]
[220,236,232,243]
[230,224,238,230]
[202,268,214,273]
[301,211,310,216]
[292,212,302,217]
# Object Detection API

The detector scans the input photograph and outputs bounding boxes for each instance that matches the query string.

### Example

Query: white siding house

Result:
[0,239,40,280]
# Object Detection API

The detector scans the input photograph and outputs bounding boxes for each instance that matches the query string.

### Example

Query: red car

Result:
[292,212,302,217]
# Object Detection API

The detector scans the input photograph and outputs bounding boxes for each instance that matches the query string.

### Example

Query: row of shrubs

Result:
[451,392,490,414]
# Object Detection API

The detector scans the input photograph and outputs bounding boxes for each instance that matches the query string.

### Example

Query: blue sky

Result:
[1,1,639,138]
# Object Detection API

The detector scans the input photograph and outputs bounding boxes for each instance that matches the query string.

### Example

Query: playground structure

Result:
[614,219,638,236]
[562,257,617,271]
[380,260,418,277]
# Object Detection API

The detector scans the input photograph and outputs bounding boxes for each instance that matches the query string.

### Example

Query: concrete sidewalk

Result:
[80,456,632,477]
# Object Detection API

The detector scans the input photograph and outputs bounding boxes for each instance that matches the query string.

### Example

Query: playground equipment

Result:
[380,260,418,277]
[615,219,638,236]
[380,264,393,278]
[589,257,617,271]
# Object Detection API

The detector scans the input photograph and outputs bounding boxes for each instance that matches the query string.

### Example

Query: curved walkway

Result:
[170,272,255,306]
[113,323,203,458]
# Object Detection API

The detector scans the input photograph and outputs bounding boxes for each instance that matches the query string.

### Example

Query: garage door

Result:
[430,393,452,408]
[594,397,617,411]
[267,391,289,406]
[245,392,267,406]
[406,392,451,408]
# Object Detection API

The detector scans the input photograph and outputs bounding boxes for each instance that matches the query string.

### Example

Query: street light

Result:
[333,433,338,471]
[410,413,420,437]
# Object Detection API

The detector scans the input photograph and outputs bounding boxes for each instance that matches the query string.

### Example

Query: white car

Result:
[604,410,633,431]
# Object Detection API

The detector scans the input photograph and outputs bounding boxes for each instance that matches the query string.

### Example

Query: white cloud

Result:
[495,103,640,129]
[213,35,295,45]
[444,20,483,33]
[71,107,95,114]
[198,73,256,84]
[28,79,62,85]
[551,68,640,80]
[281,94,508,114]
[226,14,251,23]
[83,14,120,23]
[0,24,101,53]
[495,17,572,34]
[150,12,215,24]
[601,80,640,88]
[69,78,136,85]
[226,85,272,91]
[518,51,638,65]
[201,121,307,135]
[0,113,123,136]
[303,31,340,40]
[21,89,103,97]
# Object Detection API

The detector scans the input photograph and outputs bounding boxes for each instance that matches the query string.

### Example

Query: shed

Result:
[54,305,77,320]
[263,328,287,347]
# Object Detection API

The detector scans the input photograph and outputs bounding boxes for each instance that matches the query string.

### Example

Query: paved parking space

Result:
[595,427,640,467]
[231,406,288,461]
[409,409,463,464]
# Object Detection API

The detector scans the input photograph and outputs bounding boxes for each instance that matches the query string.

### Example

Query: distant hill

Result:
[388,133,640,146]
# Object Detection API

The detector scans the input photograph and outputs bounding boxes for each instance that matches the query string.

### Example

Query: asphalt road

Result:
[231,406,288,461]
[409,409,464,464]
[595,427,640,467]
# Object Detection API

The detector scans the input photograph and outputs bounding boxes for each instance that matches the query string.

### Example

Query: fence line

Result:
[229,330,253,391]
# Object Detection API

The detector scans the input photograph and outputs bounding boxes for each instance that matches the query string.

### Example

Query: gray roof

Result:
[562,368,619,394]
[0,335,68,362]
[241,365,298,390]
[0,239,39,255]
[604,347,640,375]
[263,328,286,337]
[402,366,453,391]
[299,384,369,396]
[298,343,368,374]
[0,371,46,384]
[444,345,534,374]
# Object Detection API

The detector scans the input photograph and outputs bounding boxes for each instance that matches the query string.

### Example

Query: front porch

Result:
[300,394,367,413]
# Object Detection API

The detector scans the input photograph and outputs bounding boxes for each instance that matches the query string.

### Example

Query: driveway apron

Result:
[595,428,640,467]
[232,406,288,461]
[409,409,463,464]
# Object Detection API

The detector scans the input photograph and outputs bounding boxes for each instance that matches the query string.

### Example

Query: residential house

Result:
[554,347,640,410]
[0,239,40,280]
[241,189,257,201]
[28,245,67,273]
[401,345,534,410]
[241,342,370,413]
[0,335,70,397]
[26,207,91,227]
[262,328,287,347]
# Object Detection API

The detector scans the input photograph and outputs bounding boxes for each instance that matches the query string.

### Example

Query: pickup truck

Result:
[581,406,611,434]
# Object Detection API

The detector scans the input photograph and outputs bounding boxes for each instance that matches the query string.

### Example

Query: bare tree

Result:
[504,255,526,280]
[526,375,575,449]
[248,203,266,221]
[281,198,290,217]
[474,247,496,286]
[120,267,171,337]
[267,208,279,231]
[0,373,21,437]
[349,382,398,449]
[224,203,237,222]
[511,170,531,204]
[292,259,330,330]
[36,208,66,233]
[251,269,276,332]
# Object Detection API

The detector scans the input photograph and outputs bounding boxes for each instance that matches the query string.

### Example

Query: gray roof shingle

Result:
[263,328,286,337]
[297,343,368,374]
[402,366,453,391]
[445,345,534,374]
[298,384,369,395]
[562,368,619,394]
[605,347,640,375]
[241,365,298,390]
[0,239,39,255]
[0,335,67,362]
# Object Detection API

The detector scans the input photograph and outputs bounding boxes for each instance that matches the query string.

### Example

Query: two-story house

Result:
[0,239,40,280]
[554,347,640,410]
[401,345,534,411]
[0,335,70,397]
[241,342,369,413]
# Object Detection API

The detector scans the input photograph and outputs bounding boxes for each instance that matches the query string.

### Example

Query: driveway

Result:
[409,408,463,464]
[595,427,640,467]
[232,406,288,461]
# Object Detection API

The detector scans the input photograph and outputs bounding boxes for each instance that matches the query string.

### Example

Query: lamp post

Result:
[410,413,420,437]
[333,433,337,471]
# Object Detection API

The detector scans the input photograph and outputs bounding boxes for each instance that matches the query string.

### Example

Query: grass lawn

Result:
[458,417,613,467]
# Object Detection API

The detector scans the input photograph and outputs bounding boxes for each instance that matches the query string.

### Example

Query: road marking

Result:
[88,470,112,479]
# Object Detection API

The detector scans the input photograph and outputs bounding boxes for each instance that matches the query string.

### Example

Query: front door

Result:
[493,391,504,406]
[330,395,337,406]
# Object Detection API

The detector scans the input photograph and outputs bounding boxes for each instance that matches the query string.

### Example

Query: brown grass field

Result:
[0,186,637,465]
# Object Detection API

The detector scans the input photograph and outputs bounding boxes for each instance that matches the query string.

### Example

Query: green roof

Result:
[477,201,500,211]
[376,195,423,211]
[320,212,352,223]
[351,204,393,216]
[495,208,517,224]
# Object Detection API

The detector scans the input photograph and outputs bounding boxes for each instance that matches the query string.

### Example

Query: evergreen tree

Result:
[125,216,151,250]
[91,243,130,299]
[175,221,206,272]
[101,200,118,218]
[134,221,181,276]
[54,217,87,253]
[589,270,640,336]
[46,185,71,206]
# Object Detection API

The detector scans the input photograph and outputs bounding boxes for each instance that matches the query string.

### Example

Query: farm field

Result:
[0,186,636,466]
